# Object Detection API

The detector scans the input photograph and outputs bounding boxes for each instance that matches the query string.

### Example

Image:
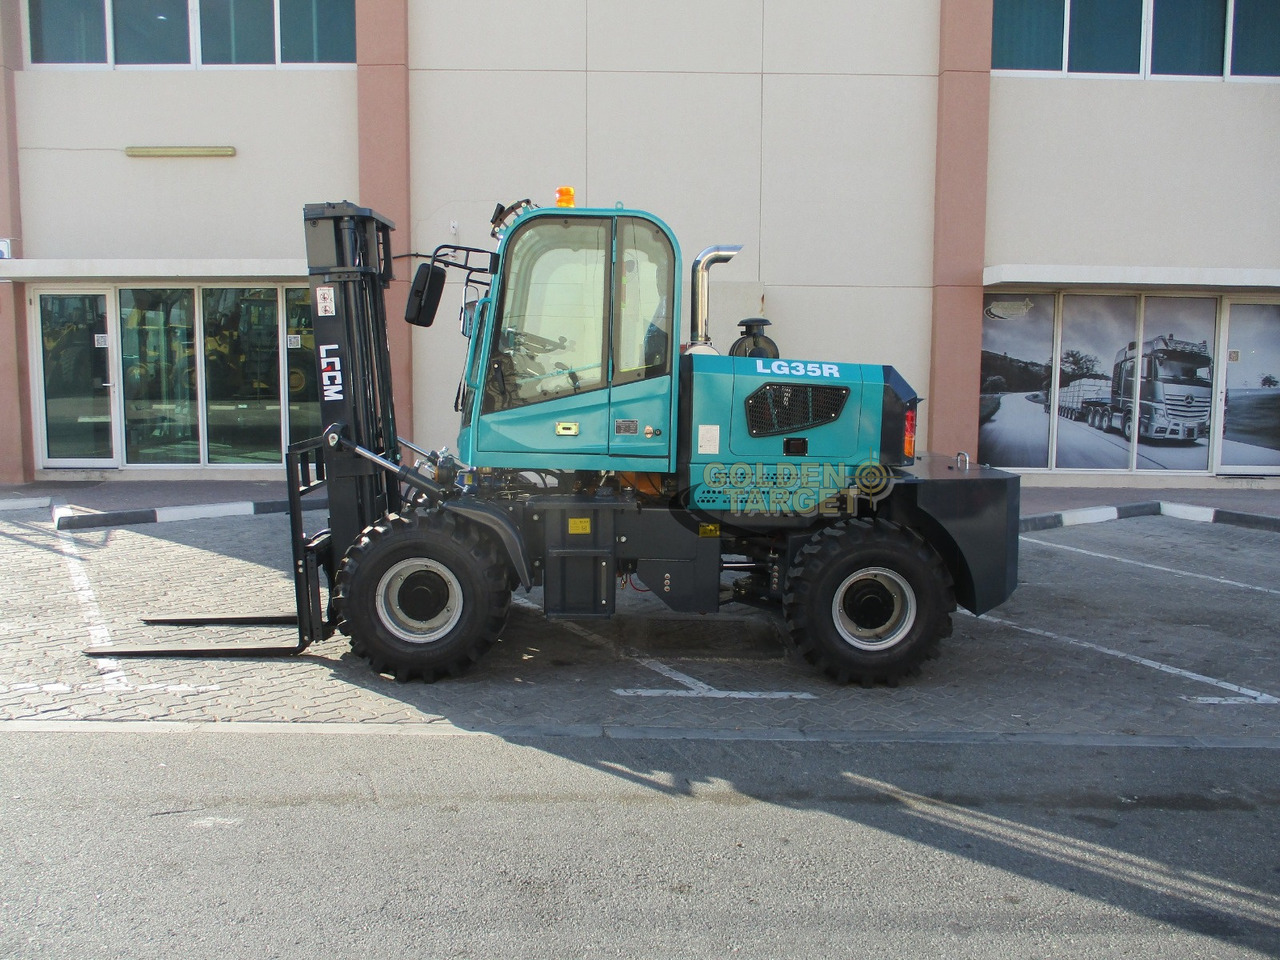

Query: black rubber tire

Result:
[335,510,510,682]
[782,520,955,686]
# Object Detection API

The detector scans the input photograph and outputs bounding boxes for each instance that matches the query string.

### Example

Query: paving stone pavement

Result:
[3,502,1279,742]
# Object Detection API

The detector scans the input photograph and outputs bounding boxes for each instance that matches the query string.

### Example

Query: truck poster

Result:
[979,294,1227,471]
[1222,303,1280,468]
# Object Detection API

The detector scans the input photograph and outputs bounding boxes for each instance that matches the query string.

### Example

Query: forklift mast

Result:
[300,202,404,558]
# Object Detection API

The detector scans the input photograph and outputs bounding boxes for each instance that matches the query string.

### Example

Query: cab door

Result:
[471,215,612,466]
[468,212,678,471]
[607,216,677,463]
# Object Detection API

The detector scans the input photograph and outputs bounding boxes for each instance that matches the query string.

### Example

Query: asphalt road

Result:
[3,504,1280,958]
[3,730,1278,960]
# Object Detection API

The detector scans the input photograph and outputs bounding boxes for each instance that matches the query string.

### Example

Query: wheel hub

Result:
[376,558,463,644]
[398,569,451,623]
[831,567,917,651]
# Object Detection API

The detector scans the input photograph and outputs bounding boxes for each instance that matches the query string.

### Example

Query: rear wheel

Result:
[335,510,510,681]
[783,521,954,685]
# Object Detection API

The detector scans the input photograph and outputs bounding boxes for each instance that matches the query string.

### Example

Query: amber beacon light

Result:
[555,185,576,207]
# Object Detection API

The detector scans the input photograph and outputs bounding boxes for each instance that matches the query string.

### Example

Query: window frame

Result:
[979,288,1231,474]
[991,0,1280,82]
[28,281,323,470]
[22,0,356,70]
[483,216,613,416]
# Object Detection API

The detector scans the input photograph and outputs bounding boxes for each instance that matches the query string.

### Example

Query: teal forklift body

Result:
[684,353,890,510]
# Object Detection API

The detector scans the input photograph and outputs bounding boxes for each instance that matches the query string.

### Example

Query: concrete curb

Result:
[47,498,310,531]
[0,496,52,513]
[1019,501,1280,534]
[0,493,1272,534]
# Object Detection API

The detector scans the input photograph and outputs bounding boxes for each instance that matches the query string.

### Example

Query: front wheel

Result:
[783,521,955,685]
[335,510,510,681]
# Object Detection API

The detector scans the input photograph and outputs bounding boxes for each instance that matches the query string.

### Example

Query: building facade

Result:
[1,0,1276,483]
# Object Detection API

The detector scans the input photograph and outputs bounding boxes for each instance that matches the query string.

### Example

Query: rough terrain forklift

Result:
[272,196,1018,686]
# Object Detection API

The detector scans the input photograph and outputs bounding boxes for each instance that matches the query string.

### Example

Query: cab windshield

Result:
[485,218,609,413]
[1154,353,1211,387]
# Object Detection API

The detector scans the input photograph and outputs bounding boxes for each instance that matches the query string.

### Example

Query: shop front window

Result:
[978,291,1280,474]
[1222,303,1280,467]
[285,287,320,445]
[1134,297,1216,470]
[203,287,281,463]
[978,294,1055,468]
[1055,296,1139,469]
[120,288,199,464]
[39,293,112,460]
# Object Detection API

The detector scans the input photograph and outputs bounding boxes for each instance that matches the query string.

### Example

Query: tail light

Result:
[903,407,917,460]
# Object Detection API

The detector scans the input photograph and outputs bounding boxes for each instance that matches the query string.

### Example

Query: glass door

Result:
[1217,302,1280,474]
[37,293,118,466]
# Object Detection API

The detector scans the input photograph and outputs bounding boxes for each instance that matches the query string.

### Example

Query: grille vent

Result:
[744,383,850,438]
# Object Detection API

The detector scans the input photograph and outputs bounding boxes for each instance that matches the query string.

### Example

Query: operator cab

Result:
[456,209,682,472]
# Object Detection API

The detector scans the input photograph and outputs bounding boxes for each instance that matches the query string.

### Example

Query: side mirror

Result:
[460,297,478,338]
[405,262,447,327]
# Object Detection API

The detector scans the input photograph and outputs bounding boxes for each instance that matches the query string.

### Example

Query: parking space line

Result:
[971,612,1280,705]
[614,659,817,700]
[1021,536,1280,598]
[514,597,816,700]
[55,526,129,692]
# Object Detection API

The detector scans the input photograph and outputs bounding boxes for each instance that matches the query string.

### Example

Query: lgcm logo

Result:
[320,345,343,401]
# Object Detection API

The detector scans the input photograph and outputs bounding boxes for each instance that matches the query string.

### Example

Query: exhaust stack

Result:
[689,245,742,348]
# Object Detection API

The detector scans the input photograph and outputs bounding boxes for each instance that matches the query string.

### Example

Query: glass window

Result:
[1055,295,1139,468]
[978,294,1056,468]
[1134,298,1215,469]
[39,294,113,459]
[613,218,676,388]
[486,218,609,413]
[285,287,320,445]
[29,0,106,63]
[1221,303,1280,466]
[200,0,275,64]
[1231,0,1280,77]
[1152,0,1226,75]
[203,288,281,463]
[30,1,355,67]
[992,0,1065,70]
[1068,0,1143,73]
[280,0,355,63]
[113,0,191,64]
[120,288,199,464]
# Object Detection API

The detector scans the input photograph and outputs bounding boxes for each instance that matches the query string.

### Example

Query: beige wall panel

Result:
[409,69,586,251]
[764,0,940,76]
[409,285,473,450]
[409,0,586,71]
[16,71,358,260]
[761,73,938,288]
[408,68,587,447]
[987,77,1280,270]
[587,1,763,73]
[764,284,935,446]
[585,71,761,282]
